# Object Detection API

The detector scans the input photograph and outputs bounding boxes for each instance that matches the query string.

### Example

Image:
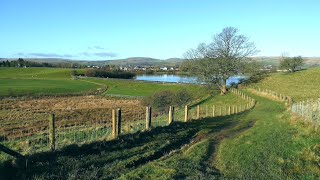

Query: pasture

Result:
[85,78,209,98]
[1,91,319,179]
[0,67,319,179]
[0,67,209,98]
[0,68,101,97]
[251,68,320,101]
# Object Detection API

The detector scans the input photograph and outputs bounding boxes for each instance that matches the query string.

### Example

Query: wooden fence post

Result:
[117,108,121,135]
[184,105,189,122]
[228,106,231,115]
[49,114,56,151]
[169,106,174,124]
[197,105,200,119]
[112,109,117,138]
[212,105,215,117]
[206,105,208,117]
[146,106,152,130]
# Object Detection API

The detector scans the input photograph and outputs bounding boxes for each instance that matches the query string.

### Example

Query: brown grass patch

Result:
[0,96,145,139]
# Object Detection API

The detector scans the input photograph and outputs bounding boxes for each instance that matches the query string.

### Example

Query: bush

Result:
[241,72,269,86]
[142,90,193,112]
[85,69,135,79]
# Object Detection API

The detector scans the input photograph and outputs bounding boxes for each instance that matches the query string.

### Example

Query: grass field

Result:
[251,67,320,101]
[0,79,102,97]
[1,67,319,179]
[85,78,209,98]
[0,67,83,79]
[2,92,319,179]
[0,67,210,98]
[0,68,101,97]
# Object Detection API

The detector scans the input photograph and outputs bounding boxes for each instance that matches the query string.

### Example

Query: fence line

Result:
[248,87,319,126]
[0,89,256,153]
[248,87,293,106]
[291,100,320,125]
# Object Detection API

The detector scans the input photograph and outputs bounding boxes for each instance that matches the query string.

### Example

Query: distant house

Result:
[260,64,273,71]
[160,67,168,71]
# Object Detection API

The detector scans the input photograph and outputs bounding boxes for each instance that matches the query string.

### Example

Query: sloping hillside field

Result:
[0,67,319,179]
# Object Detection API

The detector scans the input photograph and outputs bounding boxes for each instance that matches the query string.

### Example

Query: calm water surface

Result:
[134,74,244,86]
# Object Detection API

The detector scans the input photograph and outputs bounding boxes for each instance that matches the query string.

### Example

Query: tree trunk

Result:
[220,79,227,95]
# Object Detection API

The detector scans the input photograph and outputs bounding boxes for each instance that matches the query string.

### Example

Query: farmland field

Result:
[0,67,209,98]
[0,68,102,97]
[1,67,319,179]
[251,67,320,101]
[2,91,319,179]
[84,78,209,98]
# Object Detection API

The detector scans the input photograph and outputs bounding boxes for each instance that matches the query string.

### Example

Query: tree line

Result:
[0,58,87,68]
[85,69,135,79]
[0,58,53,67]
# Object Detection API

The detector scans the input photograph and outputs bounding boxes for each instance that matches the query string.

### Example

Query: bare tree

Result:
[183,27,258,95]
[279,56,304,72]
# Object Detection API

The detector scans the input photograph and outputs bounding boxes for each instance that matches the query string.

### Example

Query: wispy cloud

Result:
[16,52,74,58]
[15,50,118,59]
[80,51,117,58]
[93,52,117,57]
[88,46,105,50]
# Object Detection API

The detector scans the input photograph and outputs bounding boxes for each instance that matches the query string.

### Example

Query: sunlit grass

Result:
[251,67,320,101]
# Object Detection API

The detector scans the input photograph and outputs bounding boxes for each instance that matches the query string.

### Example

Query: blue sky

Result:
[1,0,320,60]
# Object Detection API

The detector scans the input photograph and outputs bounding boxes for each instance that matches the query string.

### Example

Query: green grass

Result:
[193,92,249,107]
[1,68,319,179]
[85,78,210,98]
[2,91,318,179]
[0,79,101,96]
[251,68,320,101]
[0,67,82,79]
[214,91,320,179]
[1,93,242,179]
[0,68,99,97]
[0,67,210,98]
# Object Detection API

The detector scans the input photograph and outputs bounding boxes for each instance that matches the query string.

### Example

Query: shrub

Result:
[142,90,193,112]
[241,72,269,86]
[85,69,135,79]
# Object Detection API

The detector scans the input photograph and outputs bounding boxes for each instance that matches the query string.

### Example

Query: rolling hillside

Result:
[251,67,320,101]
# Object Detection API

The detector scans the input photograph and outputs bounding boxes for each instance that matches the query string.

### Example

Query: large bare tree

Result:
[183,27,258,95]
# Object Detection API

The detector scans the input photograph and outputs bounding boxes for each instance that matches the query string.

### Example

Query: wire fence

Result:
[248,87,320,126]
[0,89,256,155]
[291,100,320,125]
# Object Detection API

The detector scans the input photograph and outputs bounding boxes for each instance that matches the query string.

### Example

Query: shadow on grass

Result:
[190,95,213,108]
[1,112,251,179]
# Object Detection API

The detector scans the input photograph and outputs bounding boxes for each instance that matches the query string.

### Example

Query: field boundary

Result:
[248,87,320,126]
[0,88,256,156]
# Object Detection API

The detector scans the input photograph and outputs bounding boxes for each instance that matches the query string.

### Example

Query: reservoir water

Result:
[134,74,244,86]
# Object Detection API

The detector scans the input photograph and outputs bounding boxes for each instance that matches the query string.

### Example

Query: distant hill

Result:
[252,57,320,67]
[2,57,185,67]
[2,56,319,67]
